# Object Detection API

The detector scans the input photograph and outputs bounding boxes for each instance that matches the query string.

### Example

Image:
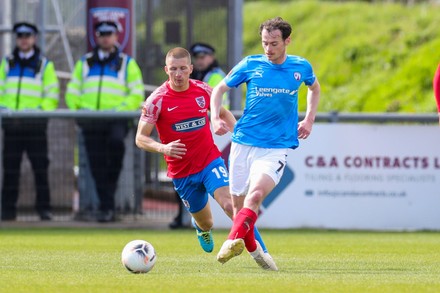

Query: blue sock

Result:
[254,226,268,253]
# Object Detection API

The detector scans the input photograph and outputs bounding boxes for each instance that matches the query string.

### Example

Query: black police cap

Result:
[13,22,38,35]
[189,43,215,57]
[95,21,118,35]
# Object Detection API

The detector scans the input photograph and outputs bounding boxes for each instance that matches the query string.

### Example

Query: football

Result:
[121,240,157,274]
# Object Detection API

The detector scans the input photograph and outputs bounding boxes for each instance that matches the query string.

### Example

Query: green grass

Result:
[0,228,439,292]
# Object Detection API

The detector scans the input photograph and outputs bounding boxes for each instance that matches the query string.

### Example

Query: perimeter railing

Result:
[0,110,438,223]
[0,109,175,223]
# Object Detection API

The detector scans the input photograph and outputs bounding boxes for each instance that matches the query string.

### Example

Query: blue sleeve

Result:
[224,57,249,88]
[303,59,316,86]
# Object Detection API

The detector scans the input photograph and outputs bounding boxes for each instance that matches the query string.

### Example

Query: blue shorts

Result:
[172,157,229,213]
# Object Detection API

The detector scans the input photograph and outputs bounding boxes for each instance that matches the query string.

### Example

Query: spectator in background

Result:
[168,43,230,229]
[433,63,440,125]
[0,22,59,221]
[66,20,144,222]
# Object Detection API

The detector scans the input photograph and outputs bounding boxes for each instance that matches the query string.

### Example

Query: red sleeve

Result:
[434,63,440,112]
[141,91,163,124]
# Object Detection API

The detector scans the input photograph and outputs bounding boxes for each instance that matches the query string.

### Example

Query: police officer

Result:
[66,21,144,222]
[0,22,59,221]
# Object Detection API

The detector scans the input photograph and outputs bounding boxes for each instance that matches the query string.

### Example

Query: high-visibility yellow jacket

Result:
[0,48,59,111]
[204,67,229,110]
[66,48,144,111]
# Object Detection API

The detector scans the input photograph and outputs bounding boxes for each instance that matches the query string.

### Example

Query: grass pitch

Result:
[0,228,439,293]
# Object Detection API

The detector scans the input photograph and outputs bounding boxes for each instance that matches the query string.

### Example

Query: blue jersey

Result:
[224,54,316,149]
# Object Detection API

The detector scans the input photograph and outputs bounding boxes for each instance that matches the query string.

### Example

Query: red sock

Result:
[227,208,257,242]
[244,226,257,252]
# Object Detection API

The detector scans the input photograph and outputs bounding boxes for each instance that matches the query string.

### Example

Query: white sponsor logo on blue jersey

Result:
[255,86,298,97]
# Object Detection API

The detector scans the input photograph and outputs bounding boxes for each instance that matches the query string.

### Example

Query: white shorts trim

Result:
[229,142,288,196]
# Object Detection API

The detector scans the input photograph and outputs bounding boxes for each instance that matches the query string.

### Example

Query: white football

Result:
[121,240,157,274]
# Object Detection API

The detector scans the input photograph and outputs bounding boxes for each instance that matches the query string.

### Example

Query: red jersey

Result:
[141,79,221,178]
[434,63,440,112]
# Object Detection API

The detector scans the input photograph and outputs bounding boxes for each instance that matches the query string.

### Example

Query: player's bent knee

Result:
[246,191,265,210]
[250,190,265,203]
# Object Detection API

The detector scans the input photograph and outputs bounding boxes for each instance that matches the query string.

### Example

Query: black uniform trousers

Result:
[1,119,51,218]
[79,119,128,213]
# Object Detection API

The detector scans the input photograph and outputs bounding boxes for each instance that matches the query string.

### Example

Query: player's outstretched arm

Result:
[135,120,187,159]
[298,79,321,139]
[211,80,231,135]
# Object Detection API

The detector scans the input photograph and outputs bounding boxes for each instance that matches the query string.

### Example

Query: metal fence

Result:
[0,110,177,223]
[0,110,437,223]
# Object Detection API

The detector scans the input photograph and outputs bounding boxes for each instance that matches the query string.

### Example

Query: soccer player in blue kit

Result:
[210,17,321,270]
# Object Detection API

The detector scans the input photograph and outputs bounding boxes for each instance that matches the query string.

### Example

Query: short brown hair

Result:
[166,47,191,64]
[259,17,292,40]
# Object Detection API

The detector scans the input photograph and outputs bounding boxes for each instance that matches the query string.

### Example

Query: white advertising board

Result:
[210,124,440,230]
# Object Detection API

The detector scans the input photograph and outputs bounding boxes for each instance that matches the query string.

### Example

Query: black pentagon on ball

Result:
[134,248,147,257]
[133,244,144,250]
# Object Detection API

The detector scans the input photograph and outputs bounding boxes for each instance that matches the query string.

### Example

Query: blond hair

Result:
[166,47,191,64]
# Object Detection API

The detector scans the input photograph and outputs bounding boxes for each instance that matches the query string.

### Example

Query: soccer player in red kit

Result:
[135,47,235,253]
[136,48,274,269]
[433,63,440,125]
